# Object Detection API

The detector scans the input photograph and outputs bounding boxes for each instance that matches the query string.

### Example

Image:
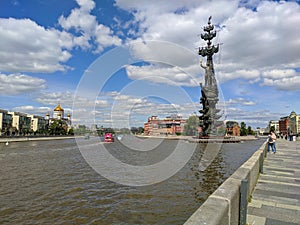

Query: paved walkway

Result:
[247,138,300,225]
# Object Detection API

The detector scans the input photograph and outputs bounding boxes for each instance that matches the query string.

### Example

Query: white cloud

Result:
[217,69,261,83]
[0,0,123,73]
[125,64,199,86]
[0,18,73,73]
[35,91,75,106]
[259,69,300,91]
[58,0,122,53]
[262,69,297,79]
[0,73,46,95]
[12,105,51,115]
[262,75,300,91]
[115,0,300,87]
[227,97,256,106]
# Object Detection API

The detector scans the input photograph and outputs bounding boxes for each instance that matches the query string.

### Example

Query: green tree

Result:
[240,122,247,136]
[247,126,254,135]
[119,128,131,134]
[138,127,144,134]
[183,115,199,136]
[49,120,67,135]
[131,127,138,134]
[68,128,74,135]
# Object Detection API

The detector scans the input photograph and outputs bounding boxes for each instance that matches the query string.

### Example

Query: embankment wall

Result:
[184,141,267,225]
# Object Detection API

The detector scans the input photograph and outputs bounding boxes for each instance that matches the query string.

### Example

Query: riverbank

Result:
[138,135,259,142]
[0,134,259,143]
[0,136,75,143]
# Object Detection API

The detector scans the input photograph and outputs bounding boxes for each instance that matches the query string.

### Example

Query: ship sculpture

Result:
[198,16,222,137]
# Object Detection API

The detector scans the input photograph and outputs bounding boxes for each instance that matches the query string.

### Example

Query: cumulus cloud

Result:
[0,0,123,73]
[59,0,122,53]
[0,73,46,95]
[0,18,73,73]
[125,64,199,86]
[115,0,300,88]
[12,105,51,115]
[259,69,300,91]
[262,75,300,91]
[35,91,110,110]
[227,97,256,106]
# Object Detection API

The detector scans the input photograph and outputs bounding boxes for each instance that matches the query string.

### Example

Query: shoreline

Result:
[0,136,75,143]
[136,135,259,142]
[0,135,260,143]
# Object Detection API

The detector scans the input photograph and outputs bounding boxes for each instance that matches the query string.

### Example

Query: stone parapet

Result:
[185,141,267,225]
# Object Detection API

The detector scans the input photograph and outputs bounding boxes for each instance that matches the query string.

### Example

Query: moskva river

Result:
[0,136,264,224]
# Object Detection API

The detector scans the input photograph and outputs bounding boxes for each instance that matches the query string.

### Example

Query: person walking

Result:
[270,131,277,153]
[267,132,274,153]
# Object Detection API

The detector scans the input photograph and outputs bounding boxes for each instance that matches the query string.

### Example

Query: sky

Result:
[0,0,300,129]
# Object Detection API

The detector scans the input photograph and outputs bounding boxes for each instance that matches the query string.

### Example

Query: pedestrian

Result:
[289,131,293,141]
[270,131,277,153]
[267,132,274,153]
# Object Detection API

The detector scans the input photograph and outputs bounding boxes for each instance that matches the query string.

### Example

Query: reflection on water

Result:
[0,137,265,224]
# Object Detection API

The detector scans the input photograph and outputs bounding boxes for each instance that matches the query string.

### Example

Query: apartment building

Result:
[0,109,13,136]
[9,111,31,135]
[28,115,48,132]
[268,120,279,133]
[144,115,186,136]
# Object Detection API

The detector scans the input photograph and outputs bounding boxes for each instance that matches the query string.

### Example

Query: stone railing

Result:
[185,141,267,225]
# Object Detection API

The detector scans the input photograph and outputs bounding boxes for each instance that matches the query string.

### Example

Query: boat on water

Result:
[104,133,114,142]
[117,134,123,141]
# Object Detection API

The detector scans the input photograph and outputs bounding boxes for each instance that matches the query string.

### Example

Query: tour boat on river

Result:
[104,133,114,142]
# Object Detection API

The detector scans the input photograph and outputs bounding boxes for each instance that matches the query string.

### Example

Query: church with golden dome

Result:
[46,103,72,131]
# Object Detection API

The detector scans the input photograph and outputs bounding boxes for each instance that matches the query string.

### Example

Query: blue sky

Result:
[0,0,300,129]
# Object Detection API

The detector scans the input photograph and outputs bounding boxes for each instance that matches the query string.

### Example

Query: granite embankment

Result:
[185,139,266,225]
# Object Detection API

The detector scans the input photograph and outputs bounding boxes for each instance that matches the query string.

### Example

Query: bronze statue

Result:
[198,16,221,137]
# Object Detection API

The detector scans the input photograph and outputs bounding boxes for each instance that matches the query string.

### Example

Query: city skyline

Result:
[1,0,300,129]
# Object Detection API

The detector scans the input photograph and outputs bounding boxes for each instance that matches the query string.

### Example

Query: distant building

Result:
[9,111,31,135]
[144,115,186,136]
[47,103,72,132]
[288,111,300,134]
[28,115,48,132]
[0,109,13,136]
[279,116,289,135]
[225,121,240,136]
[274,111,300,136]
[268,120,279,133]
[0,104,72,136]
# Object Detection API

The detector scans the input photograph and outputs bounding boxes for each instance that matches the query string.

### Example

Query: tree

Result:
[240,122,247,136]
[131,127,138,134]
[49,120,67,135]
[138,127,144,134]
[184,115,199,136]
[247,126,254,135]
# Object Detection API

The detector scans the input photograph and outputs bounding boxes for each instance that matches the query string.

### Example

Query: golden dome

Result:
[54,104,64,112]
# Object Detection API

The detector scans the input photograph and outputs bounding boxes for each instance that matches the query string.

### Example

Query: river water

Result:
[0,137,265,225]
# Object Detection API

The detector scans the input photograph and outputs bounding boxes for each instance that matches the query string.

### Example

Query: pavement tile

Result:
[247,214,266,225]
[247,139,300,225]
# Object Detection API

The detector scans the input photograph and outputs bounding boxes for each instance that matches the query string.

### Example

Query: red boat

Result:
[104,133,114,142]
